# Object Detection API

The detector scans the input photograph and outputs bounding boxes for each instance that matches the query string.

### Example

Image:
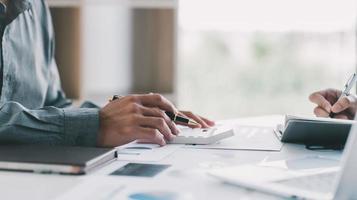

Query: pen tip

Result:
[189,120,200,126]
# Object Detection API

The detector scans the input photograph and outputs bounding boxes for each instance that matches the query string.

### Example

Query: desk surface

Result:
[0,115,343,200]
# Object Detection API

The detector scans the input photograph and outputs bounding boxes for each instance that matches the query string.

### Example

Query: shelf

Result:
[46,0,178,9]
[80,92,177,107]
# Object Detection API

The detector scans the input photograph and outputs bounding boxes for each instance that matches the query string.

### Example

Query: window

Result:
[177,0,356,119]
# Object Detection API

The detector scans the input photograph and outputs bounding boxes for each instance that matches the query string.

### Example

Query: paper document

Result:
[56,178,125,200]
[186,126,283,151]
[116,142,183,162]
[260,155,341,171]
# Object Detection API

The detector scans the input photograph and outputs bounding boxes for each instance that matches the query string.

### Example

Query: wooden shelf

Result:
[48,1,178,99]
[46,0,178,9]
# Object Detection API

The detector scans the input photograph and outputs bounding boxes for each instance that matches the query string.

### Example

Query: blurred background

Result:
[48,0,356,120]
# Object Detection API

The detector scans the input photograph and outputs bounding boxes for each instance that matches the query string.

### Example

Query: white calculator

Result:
[169,126,234,145]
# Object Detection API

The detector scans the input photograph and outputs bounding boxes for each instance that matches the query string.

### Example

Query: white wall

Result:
[81,5,132,102]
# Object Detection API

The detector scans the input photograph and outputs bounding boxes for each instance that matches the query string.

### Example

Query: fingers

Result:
[313,106,330,118]
[140,107,180,135]
[104,94,215,147]
[176,112,201,128]
[179,111,212,128]
[334,114,349,120]
[309,89,357,119]
[137,115,176,141]
[186,113,208,128]
[136,94,178,114]
[136,139,153,144]
[309,92,332,113]
[199,116,216,126]
[331,95,357,114]
[138,127,166,146]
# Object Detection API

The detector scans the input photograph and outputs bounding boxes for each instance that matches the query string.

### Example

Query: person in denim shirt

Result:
[0,0,214,147]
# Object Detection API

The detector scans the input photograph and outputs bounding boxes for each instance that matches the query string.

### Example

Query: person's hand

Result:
[97,94,216,147]
[137,111,215,144]
[98,94,181,147]
[178,111,215,128]
[309,88,357,120]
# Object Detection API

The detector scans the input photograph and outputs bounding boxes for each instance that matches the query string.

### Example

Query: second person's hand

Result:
[309,88,357,120]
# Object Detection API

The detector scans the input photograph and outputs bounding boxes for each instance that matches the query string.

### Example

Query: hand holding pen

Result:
[111,95,198,126]
[98,94,215,147]
[309,73,357,120]
[111,95,214,128]
[99,94,181,147]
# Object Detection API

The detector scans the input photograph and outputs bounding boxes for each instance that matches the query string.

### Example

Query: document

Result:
[56,178,125,200]
[116,142,183,162]
[185,125,283,151]
[260,155,340,171]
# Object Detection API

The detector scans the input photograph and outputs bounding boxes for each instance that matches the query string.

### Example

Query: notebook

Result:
[276,115,356,146]
[0,145,117,175]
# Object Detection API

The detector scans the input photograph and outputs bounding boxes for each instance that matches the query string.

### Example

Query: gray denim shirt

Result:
[0,0,100,146]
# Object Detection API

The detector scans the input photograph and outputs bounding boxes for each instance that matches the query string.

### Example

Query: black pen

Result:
[111,95,199,126]
[111,95,122,101]
[165,111,199,126]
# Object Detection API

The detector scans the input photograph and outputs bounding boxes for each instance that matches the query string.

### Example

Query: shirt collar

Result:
[7,0,31,23]
[12,0,31,14]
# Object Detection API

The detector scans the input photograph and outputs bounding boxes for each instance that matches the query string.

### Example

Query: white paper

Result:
[56,179,125,200]
[259,155,341,171]
[185,126,283,151]
[116,142,183,162]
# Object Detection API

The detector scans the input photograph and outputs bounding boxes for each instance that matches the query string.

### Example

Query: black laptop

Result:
[0,145,117,175]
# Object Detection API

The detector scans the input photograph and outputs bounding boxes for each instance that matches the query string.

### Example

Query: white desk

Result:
[0,115,343,200]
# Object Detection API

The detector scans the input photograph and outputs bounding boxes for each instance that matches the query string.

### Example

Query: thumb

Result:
[331,95,356,113]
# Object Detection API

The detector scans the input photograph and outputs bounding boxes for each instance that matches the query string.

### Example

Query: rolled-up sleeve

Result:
[63,108,100,146]
[0,102,100,146]
[0,1,101,147]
